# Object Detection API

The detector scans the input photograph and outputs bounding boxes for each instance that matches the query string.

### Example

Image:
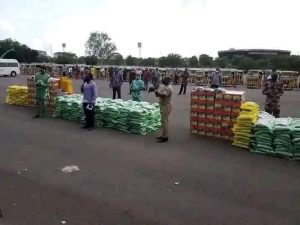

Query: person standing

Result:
[178,68,189,95]
[123,67,128,82]
[143,68,151,91]
[262,69,284,118]
[129,69,136,94]
[210,67,222,88]
[33,65,50,118]
[110,68,123,99]
[68,66,72,78]
[75,65,80,79]
[81,73,97,130]
[131,73,145,101]
[153,68,160,89]
[173,69,179,85]
[155,76,173,143]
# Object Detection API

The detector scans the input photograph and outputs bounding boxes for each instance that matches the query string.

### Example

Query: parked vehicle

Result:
[0,59,20,77]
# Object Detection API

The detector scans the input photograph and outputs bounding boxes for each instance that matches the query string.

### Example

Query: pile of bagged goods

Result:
[251,112,300,160]
[54,94,161,135]
[232,102,259,148]
[5,85,28,106]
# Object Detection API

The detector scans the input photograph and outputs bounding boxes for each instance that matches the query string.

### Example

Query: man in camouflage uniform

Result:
[262,69,284,118]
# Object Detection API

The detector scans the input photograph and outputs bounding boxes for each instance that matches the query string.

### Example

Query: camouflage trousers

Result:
[265,97,280,118]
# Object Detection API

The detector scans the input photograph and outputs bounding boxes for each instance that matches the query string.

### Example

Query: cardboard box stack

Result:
[190,87,245,140]
[48,78,59,112]
[27,78,36,106]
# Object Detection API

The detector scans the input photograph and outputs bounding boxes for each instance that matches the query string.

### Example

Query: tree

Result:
[199,54,213,67]
[158,56,167,67]
[85,32,117,64]
[165,53,182,67]
[85,56,98,65]
[214,57,228,68]
[78,56,86,64]
[188,56,199,67]
[0,38,38,63]
[109,53,124,65]
[125,55,138,66]
[54,52,77,64]
[140,57,155,67]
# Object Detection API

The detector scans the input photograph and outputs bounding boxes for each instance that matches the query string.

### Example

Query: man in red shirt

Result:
[143,68,151,91]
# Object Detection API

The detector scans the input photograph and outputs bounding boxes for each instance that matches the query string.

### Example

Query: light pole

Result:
[138,42,142,58]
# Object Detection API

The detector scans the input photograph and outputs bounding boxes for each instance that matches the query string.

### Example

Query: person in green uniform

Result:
[130,73,144,102]
[33,66,50,118]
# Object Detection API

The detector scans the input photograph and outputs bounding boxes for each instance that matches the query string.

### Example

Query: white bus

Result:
[0,59,20,77]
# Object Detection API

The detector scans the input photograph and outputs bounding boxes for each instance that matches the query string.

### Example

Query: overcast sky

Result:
[1,0,300,58]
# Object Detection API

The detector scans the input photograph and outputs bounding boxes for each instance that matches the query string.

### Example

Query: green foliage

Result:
[140,57,155,67]
[85,56,98,65]
[54,52,77,64]
[125,55,138,66]
[214,57,227,68]
[199,54,213,67]
[0,38,39,63]
[110,53,124,65]
[78,56,86,64]
[158,56,167,67]
[85,32,117,63]
[188,56,199,67]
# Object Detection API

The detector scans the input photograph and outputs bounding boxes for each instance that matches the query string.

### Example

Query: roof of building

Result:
[218,49,291,54]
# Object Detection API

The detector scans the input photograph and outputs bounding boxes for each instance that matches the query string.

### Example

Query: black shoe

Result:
[156,136,163,140]
[81,126,88,129]
[157,137,168,143]
[87,127,94,131]
[32,115,40,119]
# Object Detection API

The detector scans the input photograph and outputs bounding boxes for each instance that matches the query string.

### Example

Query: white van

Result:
[0,59,20,77]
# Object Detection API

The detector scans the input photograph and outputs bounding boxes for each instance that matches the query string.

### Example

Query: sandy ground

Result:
[0,75,300,225]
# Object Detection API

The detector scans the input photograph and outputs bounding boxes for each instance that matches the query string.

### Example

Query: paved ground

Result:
[0,75,300,225]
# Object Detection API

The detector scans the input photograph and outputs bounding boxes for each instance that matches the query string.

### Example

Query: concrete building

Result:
[218,49,291,59]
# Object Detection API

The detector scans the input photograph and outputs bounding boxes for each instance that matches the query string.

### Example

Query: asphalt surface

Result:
[0,75,300,225]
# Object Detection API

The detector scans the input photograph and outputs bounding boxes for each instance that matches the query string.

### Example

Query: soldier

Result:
[33,65,50,118]
[262,69,284,118]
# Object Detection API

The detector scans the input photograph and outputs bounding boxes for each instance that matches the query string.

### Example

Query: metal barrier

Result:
[246,76,261,89]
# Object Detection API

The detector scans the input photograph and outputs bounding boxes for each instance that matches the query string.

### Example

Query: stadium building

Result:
[218,49,291,59]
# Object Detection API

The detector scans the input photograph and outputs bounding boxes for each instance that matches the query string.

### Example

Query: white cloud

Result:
[0,20,15,35]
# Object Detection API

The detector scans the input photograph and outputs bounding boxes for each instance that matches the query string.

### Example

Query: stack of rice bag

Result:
[232,102,259,149]
[251,111,275,155]
[5,85,29,106]
[54,94,84,122]
[273,118,293,158]
[54,95,161,135]
[292,119,300,160]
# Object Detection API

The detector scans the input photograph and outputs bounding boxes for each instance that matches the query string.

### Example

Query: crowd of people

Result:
[32,65,284,143]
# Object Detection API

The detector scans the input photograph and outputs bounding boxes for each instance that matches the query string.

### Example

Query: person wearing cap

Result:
[262,69,284,118]
[33,66,50,118]
[81,73,97,130]
[155,76,173,143]
[130,73,144,101]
